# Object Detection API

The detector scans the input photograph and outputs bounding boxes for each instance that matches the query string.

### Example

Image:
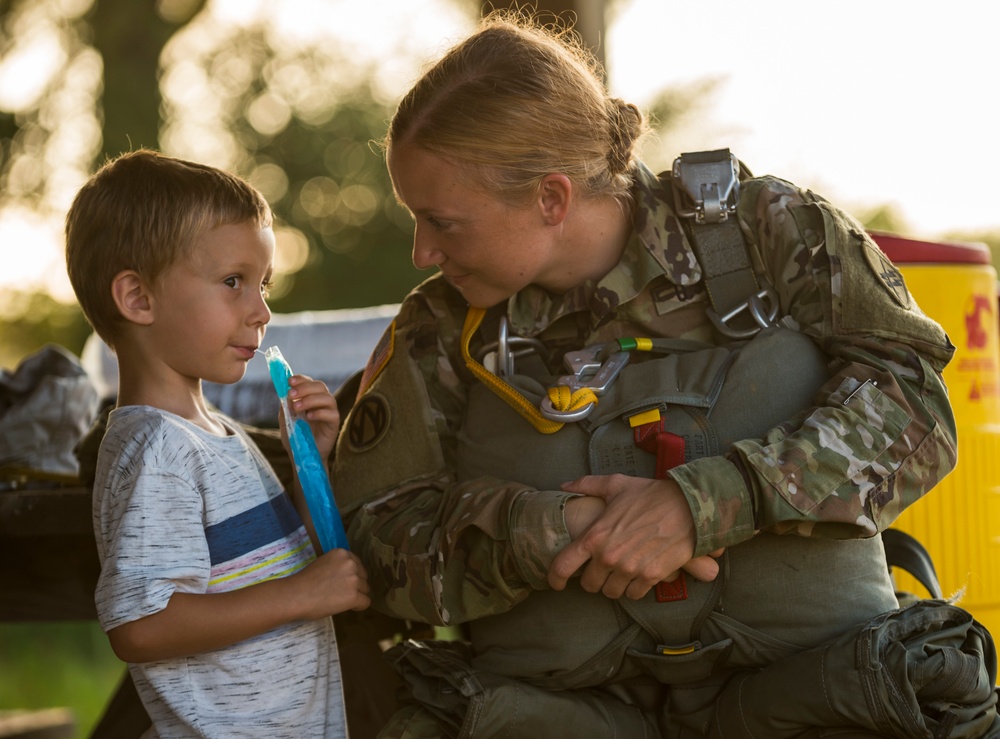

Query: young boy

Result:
[65,149,369,737]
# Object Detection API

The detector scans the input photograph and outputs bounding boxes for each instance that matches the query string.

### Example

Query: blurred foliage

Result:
[0,621,124,738]
[0,0,99,214]
[858,204,911,235]
[0,291,92,370]
[89,0,207,157]
[259,96,420,313]
[0,0,679,371]
[5,0,991,377]
[153,20,423,312]
[0,0,434,369]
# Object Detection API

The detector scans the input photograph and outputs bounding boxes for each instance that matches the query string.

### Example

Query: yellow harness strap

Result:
[462,307,599,434]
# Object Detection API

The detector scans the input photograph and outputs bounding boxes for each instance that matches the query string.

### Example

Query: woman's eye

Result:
[427,216,450,231]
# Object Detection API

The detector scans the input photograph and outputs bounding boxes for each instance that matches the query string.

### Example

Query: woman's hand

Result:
[550,474,723,600]
[283,374,340,461]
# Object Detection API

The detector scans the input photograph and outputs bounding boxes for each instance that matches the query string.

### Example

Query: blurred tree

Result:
[153,15,432,312]
[0,0,204,367]
[0,0,98,221]
[0,292,92,367]
[89,0,206,158]
[0,0,204,215]
[0,0,713,370]
[859,204,910,235]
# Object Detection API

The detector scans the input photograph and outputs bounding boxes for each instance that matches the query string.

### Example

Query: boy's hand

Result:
[294,549,371,618]
[283,374,340,461]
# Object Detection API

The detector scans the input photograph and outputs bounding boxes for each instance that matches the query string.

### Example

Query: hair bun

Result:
[607,98,643,174]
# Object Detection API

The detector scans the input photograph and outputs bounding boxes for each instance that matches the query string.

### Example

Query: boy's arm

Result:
[107,547,368,663]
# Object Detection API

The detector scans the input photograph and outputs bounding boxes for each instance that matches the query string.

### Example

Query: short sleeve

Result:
[95,465,209,631]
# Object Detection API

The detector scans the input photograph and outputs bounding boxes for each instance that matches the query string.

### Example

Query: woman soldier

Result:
[332,12,975,738]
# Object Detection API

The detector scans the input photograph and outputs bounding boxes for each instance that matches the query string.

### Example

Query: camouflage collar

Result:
[631,160,701,286]
[507,161,701,336]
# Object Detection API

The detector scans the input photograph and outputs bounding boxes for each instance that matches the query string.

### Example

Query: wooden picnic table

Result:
[0,484,98,622]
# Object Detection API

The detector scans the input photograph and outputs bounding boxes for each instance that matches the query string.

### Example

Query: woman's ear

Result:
[538,174,572,226]
[111,270,155,326]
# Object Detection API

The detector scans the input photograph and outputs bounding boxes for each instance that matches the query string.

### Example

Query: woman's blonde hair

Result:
[386,12,648,206]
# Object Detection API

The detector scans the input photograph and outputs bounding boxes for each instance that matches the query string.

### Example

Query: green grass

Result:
[0,622,125,738]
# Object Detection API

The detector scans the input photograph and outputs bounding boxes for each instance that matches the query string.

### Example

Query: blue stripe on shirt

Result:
[205,495,304,566]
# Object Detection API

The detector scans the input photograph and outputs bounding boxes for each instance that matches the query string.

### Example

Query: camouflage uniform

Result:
[333,162,961,736]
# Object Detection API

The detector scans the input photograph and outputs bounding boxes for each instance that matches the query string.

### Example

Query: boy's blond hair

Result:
[65,149,272,349]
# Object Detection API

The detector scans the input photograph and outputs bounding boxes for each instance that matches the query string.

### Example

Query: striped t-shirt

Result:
[93,405,347,738]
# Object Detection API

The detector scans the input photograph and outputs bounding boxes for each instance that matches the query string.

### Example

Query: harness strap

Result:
[672,149,777,338]
[633,418,685,480]
[632,414,690,603]
[687,216,760,318]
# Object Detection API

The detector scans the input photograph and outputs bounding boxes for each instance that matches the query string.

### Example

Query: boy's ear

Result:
[111,270,155,326]
[538,174,572,226]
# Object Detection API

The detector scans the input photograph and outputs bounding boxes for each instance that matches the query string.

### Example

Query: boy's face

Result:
[148,222,275,386]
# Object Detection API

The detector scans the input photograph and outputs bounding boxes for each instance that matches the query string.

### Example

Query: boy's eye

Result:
[224,275,241,289]
[261,280,273,297]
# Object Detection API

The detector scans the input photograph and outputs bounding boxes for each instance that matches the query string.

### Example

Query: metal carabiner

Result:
[539,344,630,422]
[706,284,780,340]
[477,316,546,377]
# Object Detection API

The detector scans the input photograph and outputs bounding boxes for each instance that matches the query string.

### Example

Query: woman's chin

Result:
[448,280,509,309]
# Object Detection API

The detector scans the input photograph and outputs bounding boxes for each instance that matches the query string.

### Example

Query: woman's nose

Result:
[412,233,445,270]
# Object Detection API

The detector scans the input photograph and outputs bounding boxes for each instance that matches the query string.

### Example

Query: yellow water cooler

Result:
[872,232,1000,636]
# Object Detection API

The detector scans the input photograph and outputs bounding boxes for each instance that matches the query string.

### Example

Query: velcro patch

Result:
[356,320,395,400]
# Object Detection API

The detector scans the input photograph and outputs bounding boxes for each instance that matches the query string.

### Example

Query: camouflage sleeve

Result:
[332,279,573,626]
[670,177,958,556]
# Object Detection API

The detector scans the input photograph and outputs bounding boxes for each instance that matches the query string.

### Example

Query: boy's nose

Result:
[250,292,271,326]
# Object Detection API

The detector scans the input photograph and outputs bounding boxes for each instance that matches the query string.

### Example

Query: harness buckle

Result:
[672,149,740,224]
[539,345,630,422]
[706,284,780,339]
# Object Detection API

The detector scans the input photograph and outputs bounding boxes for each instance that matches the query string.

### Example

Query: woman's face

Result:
[388,142,567,308]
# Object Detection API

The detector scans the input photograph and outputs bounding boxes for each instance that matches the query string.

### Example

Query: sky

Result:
[608,0,1000,239]
[2,0,999,301]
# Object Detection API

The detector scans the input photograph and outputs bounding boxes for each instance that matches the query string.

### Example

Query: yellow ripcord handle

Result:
[460,309,653,434]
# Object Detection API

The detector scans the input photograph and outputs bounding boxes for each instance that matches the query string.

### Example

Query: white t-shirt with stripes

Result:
[93,405,347,738]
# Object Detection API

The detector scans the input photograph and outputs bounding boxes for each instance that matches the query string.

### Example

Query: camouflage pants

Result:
[375,596,999,739]
[375,652,661,739]
[374,677,893,739]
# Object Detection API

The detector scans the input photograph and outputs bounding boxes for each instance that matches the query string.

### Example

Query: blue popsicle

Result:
[264,346,349,552]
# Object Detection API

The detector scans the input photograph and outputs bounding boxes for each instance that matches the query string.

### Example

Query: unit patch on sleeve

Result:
[346,392,391,452]
[862,238,911,309]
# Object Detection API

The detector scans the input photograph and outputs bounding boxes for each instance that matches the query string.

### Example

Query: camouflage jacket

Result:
[332,162,958,626]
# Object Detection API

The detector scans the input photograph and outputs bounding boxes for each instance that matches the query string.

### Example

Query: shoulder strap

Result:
[670,149,778,338]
